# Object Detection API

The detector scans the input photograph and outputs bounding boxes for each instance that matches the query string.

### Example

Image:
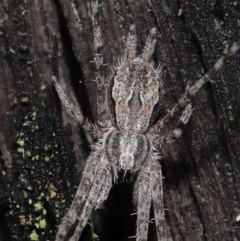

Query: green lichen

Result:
[17,147,24,154]
[22,219,29,226]
[50,190,57,199]
[233,1,238,6]
[34,202,43,211]
[21,97,29,103]
[39,219,46,229]
[17,138,25,147]
[29,230,39,241]
[223,44,229,54]
[40,85,46,91]
[196,185,202,190]
[92,233,99,240]
[23,121,30,126]
[227,171,232,176]
[228,115,234,121]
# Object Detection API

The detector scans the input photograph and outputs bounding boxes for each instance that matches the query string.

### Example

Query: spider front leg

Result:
[56,147,112,241]
[51,33,102,137]
[142,27,156,63]
[155,40,240,132]
[91,0,111,123]
[125,24,137,59]
[133,159,166,241]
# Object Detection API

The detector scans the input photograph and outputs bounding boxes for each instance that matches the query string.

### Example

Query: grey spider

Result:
[52,1,240,241]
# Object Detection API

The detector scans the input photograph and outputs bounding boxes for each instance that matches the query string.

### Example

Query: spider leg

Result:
[142,28,156,63]
[151,162,167,241]
[157,103,192,144]
[141,27,164,102]
[154,40,240,130]
[91,0,111,123]
[56,148,112,241]
[68,159,112,241]
[133,158,165,241]
[125,24,137,60]
[133,164,152,241]
[51,34,102,137]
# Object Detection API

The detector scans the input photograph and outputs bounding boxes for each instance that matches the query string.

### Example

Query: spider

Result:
[52,1,240,241]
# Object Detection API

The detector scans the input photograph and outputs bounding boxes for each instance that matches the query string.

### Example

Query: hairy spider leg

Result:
[141,27,165,109]
[142,27,156,63]
[156,40,240,131]
[56,147,112,241]
[151,162,167,241]
[125,24,137,60]
[56,148,102,241]
[92,0,111,123]
[68,159,111,241]
[156,103,192,144]
[134,161,166,241]
[133,159,166,241]
[51,33,102,137]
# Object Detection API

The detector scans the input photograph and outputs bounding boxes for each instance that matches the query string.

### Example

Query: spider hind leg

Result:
[152,162,167,241]
[56,149,112,241]
[133,159,166,241]
[133,166,152,241]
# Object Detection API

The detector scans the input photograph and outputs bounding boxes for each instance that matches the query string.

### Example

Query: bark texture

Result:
[0,0,240,241]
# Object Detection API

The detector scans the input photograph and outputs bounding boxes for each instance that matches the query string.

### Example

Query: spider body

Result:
[52,1,240,241]
[54,19,168,239]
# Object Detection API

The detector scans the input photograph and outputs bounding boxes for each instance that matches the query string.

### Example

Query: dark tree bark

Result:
[0,1,240,241]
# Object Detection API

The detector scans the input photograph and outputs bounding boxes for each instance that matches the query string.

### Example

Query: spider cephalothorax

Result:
[112,55,161,133]
[52,1,240,241]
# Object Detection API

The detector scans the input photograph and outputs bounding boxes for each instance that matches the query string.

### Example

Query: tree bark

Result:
[0,0,240,241]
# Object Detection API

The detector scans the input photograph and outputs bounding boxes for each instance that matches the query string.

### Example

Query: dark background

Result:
[0,0,240,241]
